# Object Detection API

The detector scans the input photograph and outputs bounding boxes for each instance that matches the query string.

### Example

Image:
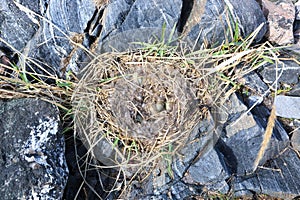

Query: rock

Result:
[25,0,97,77]
[185,0,266,49]
[241,71,269,96]
[98,27,179,53]
[234,149,300,199]
[294,0,300,45]
[98,0,266,52]
[101,0,182,38]
[173,113,229,192]
[0,0,39,51]
[0,98,68,199]
[224,93,258,138]
[275,95,300,119]
[98,0,182,52]
[296,1,300,20]
[124,113,229,199]
[287,82,300,96]
[221,93,289,174]
[262,0,295,45]
[259,60,300,85]
[291,128,300,151]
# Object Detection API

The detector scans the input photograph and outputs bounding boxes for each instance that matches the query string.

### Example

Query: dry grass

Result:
[71,33,282,197]
[72,51,208,197]
[253,105,277,170]
[0,20,285,198]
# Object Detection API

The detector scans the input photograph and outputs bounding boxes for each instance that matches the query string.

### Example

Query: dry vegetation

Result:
[0,23,284,198]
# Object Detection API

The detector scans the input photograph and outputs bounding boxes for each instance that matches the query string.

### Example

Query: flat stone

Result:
[182,147,229,193]
[173,113,219,179]
[0,98,68,199]
[241,72,269,96]
[275,95,300,119]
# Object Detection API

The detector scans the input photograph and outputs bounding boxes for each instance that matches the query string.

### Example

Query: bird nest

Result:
[72,51,208,173]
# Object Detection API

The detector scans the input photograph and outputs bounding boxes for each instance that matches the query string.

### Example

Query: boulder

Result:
[0,98,68,199]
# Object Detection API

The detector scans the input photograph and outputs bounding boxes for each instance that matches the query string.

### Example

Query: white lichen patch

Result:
[22,116,59,166]
[20,115,67,199]
[26,118,58,152]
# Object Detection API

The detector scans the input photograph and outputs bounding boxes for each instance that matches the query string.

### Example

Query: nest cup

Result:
[72,51,206,173]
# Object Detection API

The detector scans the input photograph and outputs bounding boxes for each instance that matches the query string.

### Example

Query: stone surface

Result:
[124,113,228,199]
[0,0,96,78]
[275,95,300,119]
[185,0,266,49]
[262,0,295,45]
[0,0,39,51]
[98,0,266,52]
[243,71,269,92]
[287,82,300,96]
[100,0,182,39]
[173,114,228,191]
[260,60,300,85]
[98,27,179,54]
[0,98,68,199]
[98,0,182,52]
[291,128,300,151]
[25,0,97,77]
[221,94,290,175]
[234,149,300,199]
[296,1,300,20]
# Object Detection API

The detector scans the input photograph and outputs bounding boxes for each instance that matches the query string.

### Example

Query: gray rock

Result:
[173,114,219,179]
[221,94,289,174]
[98,0,181,53]
[295,1,300,20]
[291,128,300,151]
[0,0,39,51]
[0,98,68,199]
[260,60,300,85]
[287,82,300,96]
[275,95,300,119]
[172,112,230,193]
[24,0,96,77]
[100,0,181,41]
[241,71,269,96]
[98,0,266,53]
[234,149,300,199]
[98,27,179,53]
[181,147,230,193]
[185,0,266,49]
